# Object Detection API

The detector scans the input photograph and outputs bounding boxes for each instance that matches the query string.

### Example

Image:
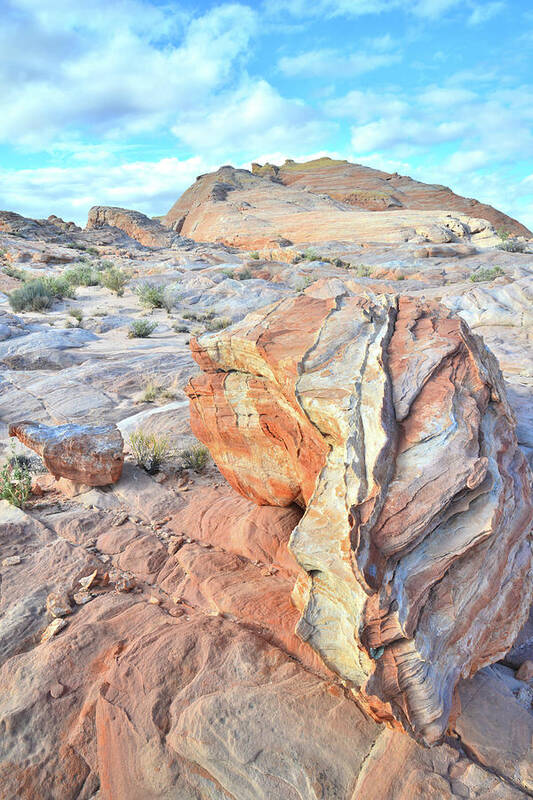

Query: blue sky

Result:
[1,0,533,228]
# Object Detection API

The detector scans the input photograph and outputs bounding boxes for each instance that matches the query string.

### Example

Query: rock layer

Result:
[9,421,124,485]
[186,286,533,744]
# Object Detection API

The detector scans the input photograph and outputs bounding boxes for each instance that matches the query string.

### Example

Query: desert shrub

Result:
[222,268,235,278]
[8,276,74,312]
[142,380,160,402]
[249,251,260,259]
[100,266,128,296]
[180,444,209,472]
[3,264,29,281]
[128,319,157,338]
[303,248,319,261]
[0,447,32,508]
[129,430,171,474]
[295,276,315,293]
[349,264,373,277]
[497,228,510,241]
[182,310,215,322]
[98,259,114,269]
[396,274,406,281]
[162,282,182,313]
[68,307,83,322]
[172,323,189,333]
[204,317,231,331]
[497,239,526,253]
[85,246,99,256]
[63,264,101,287]
[470,266,505,282]
[236,268,252,280]
[135,282,165,309]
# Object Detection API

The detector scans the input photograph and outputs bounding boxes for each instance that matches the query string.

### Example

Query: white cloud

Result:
[0,156,211,225]
[0,2,258,146]
[266,0,499,20]
[278,48,400,78]
[172,79,335,155]
[468,1,505,24]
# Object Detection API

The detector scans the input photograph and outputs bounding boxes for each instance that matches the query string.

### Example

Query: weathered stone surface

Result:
[252,157,531,237]
[186,286,533,744]
[9,421,124,485]
[86,205,179,248]
[164,165,501,249]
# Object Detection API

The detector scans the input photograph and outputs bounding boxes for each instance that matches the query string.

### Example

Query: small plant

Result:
[497,239,526,253]
[85,246,99,256]
[470,266,505,282]
[128,319,157,338]
[100,266,128,296]
[0,446,32,508]
[204,317,231,331]
[236,268,252,280]
[63,264,100,287]
[249,251,260,259]
[3,264,29,281]
[98,259,114,270]
[295,276,315,293]
[303,248,319,261]
[180,444,209,472]
[68,307,83,322]
[142,380,161,402]
[8,276,74,312]
[349,264,373,277]
[129,430,171,474]
[173,323,189,333]
[135,282,165,309]
[222,268,235,278]
[396,274,406,281]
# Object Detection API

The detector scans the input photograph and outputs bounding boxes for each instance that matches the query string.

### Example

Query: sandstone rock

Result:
[2,555,21,566]
[516,660,533,681]
[252,156,531,237]
[164,165,502,249]
[186,286,533,744]
[86,206,179,249]
[41,617,68,642]
[9,421,124,485]
[46,592,71,618]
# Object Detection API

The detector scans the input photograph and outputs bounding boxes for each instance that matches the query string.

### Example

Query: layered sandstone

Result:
[164,166,500,249]
[252,157,532,237]
[86,205,178,248]
[186,286,533,744]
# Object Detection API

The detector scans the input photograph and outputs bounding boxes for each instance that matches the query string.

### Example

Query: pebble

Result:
[2,555,21,566]
[41,618,68,643]
[46,592,72,618]
[116,576,136,593]
[78,569,98,590]
[73,591,92,606]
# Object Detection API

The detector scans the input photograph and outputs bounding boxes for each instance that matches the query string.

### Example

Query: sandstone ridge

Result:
[186,284,533,744]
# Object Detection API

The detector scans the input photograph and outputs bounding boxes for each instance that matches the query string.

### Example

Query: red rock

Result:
[186,284,533,744]
[9,421,124,485]
[86,205,177,248]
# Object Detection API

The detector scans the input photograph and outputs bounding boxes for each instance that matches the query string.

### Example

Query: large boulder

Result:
[9,421,124,485]
[185,285,533,745]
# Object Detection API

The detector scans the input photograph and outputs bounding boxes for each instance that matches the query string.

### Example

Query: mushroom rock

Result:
[185,285,533,745]
[9,421,124,486]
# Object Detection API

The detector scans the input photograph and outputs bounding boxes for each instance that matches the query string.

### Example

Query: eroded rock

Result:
[9,421,124,485]
[186,286,533,744]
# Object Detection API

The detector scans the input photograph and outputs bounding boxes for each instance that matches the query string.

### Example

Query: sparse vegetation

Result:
[204,316,231,331]
[349,264,373,277]
[141,380,176,403]
[180,444,209,472]
[172,323,189,333]
[63,264,101,287]
[129,430,171,474]
[295,276,315,293]
[128,319,157,338]
[8,276,75,312]
[497,228,510,241]
[497,239,526,253]
[135,282,165,309]
[68,307,83,322]
[222,268,235,278]
[100,266,129,296]
[236,268,252,280]
[470,266,505,282]
[3,264,30,281]
[303,248,319,261]
[0,446,32,508]
[249,251,260,259]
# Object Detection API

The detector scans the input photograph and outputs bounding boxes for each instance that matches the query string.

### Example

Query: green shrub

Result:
[222,268,235,278]
[470,266,505,282]
[497,228,510,241]
[0,447,32,508]
[8,276,74,312]
[98,259,114,270]
[135,282,165,309]
[85,246,99,256]
[128,319,157,338]
[180,444,209,472]
[63,264,101,287]
[173,323,189,333]
[204,317,231,331]
[68,307,83,322]
[249,251,260,259]
[129,430,171,474]
[236,268,252,280]
[303,248,319,261]
[295,276,315,293]
[100,266,128,296]
[349,264,373,277]
[497,239,526,253]
[3,264,29,281]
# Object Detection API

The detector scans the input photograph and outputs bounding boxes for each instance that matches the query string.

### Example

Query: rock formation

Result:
[9,421,124,485]
[186,286,533,744]
[86,205,179,249]
[163,165,502,249]
[252,157,532,237]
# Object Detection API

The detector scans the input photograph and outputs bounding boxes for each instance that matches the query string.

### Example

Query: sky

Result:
[1,0,533,228]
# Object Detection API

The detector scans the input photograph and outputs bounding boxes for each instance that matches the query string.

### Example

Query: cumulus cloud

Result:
[0,156,211,225]
[278,48,400,78]
[0,1,258,146]
[265,0,503,21]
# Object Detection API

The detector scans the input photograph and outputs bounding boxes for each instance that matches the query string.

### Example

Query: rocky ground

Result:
[0,174,532,799]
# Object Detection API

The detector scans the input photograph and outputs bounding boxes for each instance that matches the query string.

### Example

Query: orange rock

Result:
[186,283,533,745]
[9,421,124,486]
